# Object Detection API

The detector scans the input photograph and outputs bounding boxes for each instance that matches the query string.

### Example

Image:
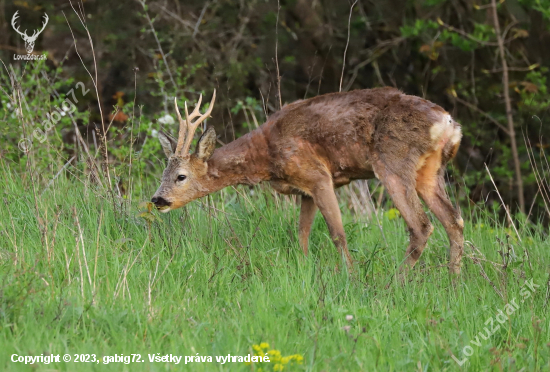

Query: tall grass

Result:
[0,157,548,371]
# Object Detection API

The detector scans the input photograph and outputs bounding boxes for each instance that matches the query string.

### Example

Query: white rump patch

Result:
[450,126,462,145]
[429,114,461,148]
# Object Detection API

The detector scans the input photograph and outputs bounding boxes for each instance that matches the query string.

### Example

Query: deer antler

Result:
[173,90,216,155]
[11,12,48,40]
[11,11,27,38]
[174,97,189,154]
[31,13,49,39]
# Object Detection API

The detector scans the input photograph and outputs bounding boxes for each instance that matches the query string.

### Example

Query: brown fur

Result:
[152,87,464,274]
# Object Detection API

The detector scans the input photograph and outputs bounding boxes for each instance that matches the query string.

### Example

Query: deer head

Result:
[151,91,217,212]
[11,11,49,54]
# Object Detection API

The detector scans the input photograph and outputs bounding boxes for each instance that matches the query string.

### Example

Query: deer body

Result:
[153,87,464,274]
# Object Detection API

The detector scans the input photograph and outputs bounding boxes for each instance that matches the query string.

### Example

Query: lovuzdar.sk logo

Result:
[11,10,48,61]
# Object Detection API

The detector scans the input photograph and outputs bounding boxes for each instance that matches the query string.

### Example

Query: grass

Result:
[0,161,548,372]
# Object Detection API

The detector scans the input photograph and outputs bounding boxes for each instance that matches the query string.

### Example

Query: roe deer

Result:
[151,88,464,274]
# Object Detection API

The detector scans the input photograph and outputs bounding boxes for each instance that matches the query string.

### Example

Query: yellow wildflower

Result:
[292,354,304,364]
[252,344,263,355]
[245,343,304,370]
[386,208,400,220]
[268,349,282,362]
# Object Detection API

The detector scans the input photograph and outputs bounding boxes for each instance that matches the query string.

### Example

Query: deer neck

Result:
[205,129,271,192]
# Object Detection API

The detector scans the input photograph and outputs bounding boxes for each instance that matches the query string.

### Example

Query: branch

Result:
[450,94,510,135]
[437,18,518,47]
[275,0,282,109]
[340,0,357,92]
[491,0,525,213]
[482,63,539,74]
[138,0,177,89]
[344,37,403,92]
[193,1,210,38]
[484,164,522,241]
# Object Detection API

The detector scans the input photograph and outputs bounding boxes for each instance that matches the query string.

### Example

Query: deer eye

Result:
[177,175,187,181]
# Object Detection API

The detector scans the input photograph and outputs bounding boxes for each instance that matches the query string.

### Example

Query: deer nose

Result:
[151,196,171,207]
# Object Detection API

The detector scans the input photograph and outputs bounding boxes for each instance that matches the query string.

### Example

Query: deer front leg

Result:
[299,195,317,256]
[309,184,353,269]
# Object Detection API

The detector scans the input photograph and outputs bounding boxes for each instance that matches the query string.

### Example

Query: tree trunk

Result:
[491,0,525,213]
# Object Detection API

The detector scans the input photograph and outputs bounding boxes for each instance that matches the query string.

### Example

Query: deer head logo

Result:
[11,11,49,54]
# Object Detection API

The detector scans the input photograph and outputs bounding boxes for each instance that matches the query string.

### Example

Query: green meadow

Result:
[0,159,548,372]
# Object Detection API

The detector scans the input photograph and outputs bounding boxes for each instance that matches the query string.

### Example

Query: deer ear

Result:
[195,126,217,161]
[158,131,177,158]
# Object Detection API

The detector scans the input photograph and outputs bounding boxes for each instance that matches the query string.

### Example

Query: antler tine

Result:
[182,97,200,154]
[11,11,26,37]
[30,13,48,39]
[186,94,203,122]
[181,90,216,155]
[37,13,49,35]
[173,97,188,154]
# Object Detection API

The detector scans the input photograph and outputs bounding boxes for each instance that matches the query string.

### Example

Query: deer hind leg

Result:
[299,195,318,256]
[374,160,433,271]
[309,182,353,269]
[416,155,464,274]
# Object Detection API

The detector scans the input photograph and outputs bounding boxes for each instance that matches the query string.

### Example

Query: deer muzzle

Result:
[151,196,172,212]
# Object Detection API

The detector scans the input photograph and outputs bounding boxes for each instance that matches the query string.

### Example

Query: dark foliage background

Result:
[1,0,549,222]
